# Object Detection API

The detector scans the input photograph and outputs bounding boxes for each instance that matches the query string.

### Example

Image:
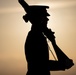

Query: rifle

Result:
[44,28,74,71]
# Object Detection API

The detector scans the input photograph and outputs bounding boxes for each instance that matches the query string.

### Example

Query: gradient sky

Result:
[0,0,76,75]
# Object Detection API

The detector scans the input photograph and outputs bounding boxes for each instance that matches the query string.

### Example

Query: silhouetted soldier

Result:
[18,0,74,75]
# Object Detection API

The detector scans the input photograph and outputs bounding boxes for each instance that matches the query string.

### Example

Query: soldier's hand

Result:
[47,29,56,44]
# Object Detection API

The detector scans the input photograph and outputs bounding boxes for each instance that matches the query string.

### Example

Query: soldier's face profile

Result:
[40,16,49,27]
[29,15,49,26]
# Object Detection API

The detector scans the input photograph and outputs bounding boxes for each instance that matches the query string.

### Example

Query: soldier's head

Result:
[23,5,50,25]
[20,0,50,28]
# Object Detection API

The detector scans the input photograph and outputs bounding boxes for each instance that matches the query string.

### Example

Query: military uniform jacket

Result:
[25,27,50,75]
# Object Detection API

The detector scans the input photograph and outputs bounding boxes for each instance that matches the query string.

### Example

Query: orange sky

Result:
[0,0,76,75]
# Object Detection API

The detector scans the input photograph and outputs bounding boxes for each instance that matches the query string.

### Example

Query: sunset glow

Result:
[0,0,76,75]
